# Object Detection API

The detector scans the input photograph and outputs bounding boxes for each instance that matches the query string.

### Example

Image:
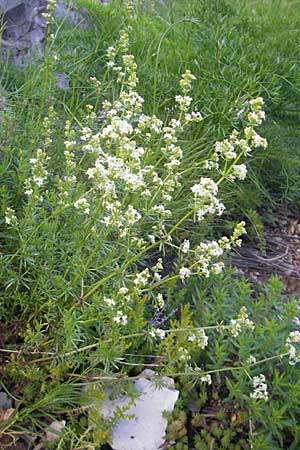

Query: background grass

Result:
[2,0,300,225]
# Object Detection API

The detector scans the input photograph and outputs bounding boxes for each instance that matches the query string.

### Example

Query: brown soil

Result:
[232,206,300,295]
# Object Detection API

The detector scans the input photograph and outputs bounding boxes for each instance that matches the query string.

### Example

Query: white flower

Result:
[74,198,90,215]
[103,297,115,307]
[5,208,18,226]
[118,287,129,295]
[179,267,191,281]
[149,328,165,339]
[113,311,128,326]
[249,97,264,111]
[215,140,237,160]
[154,293,165,309]
[181,239,190,254]
[211,262,224,274]
[248,111,265,126]
[178,347,190,361]
[286,331,300,365]
[124,205,141,224]
[191,178,218,198]
[200,374,212,384]
[250,374,268,401]
[230,307,255,337]
[134,269,150,287]
[188,329,208,349]
[232,164,247,180]
[246,355,257,365]
[251,131,268,149]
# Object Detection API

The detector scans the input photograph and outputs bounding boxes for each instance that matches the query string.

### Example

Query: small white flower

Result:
[113,311,128,326]
[74,198,90,215]
[246,355,257,365]
[200,374,212,385]
[118,287,129,295]
[232,164,247,180]
[181,239,190,254]
[250,374,268,401]
[230,307,255,337]
[149,328,165,339]
[179,267,191,281]
[103,297,115,307]
[251,131,268,149]
[5,208,18,226]
[178,347,191,361]
[286,331,300,365]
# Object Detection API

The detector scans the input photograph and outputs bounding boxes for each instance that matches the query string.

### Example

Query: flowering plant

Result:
[2,26,294,447]
[2,27,269,376]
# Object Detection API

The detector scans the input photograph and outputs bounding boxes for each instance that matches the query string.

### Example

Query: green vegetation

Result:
[0,0,300,448]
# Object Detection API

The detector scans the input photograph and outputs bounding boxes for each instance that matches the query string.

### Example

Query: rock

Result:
[0,1,23,14]
[44,420,66,441]
[55,72,70,91]
[55,0,89,28]
[0,0,47,65]
[99,370,179,450]
[0,1,90,65]
[0,391,13,409]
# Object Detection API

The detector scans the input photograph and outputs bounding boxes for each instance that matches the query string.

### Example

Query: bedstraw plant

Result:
[0,18,299,449]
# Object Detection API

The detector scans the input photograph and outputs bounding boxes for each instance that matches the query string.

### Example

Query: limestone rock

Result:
[99,370,179,450]
[0,1,90,65]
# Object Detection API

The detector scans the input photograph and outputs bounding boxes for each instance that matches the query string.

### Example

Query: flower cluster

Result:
[42,0,57,25]
[250,374,269,401]
[286,331,300,365]
[230,306,255,337]
[24,148,49,197]
[5,208,18,226]
[191,177,224,222]
[178,221,246,281]
[188,329,208,349]
[205,97,267,182]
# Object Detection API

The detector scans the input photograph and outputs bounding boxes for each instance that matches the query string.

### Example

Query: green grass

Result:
[4,0,300,218]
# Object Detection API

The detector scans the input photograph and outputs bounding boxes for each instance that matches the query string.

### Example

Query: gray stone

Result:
[56,0,89,28]
[0,1,23,14]
[0,0,47,65]
[0,1,90,65]
[55,72,70,91]
[0,391,13,409]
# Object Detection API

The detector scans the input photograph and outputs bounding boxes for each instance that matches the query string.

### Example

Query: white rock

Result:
[99,370,179,450]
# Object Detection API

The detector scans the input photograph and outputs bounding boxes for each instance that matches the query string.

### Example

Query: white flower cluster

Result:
[74,198,90,215]
[286,331,300,365]
[178,347,191,361]
[188,329,208,349]
[42,0,57,25]
[205,97,267,182]
[246,355,257,365]
[200,374,212,384]
[149,327,166,340]
[191,366,212,384]
[191,178,225,222]
[153,293,165,310]
[64,30,202,243]
[113,311,128,326]
[24,148,49,196]
[178,221,246,281]
[5,207,18,226]
[250,374,268,401]
[230,306,255,337]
